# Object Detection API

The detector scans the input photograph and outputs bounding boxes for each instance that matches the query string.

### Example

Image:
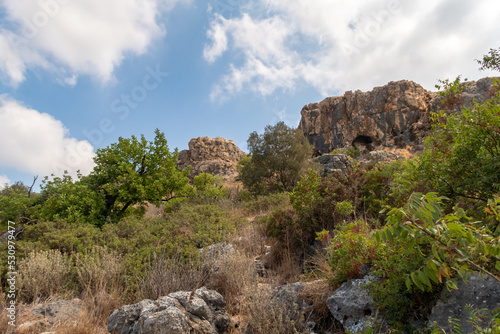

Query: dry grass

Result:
[74,246,122,294]
[242,283,308,334]
[207,254,257,315]
[17,250,72,302]
[139,255,211,300]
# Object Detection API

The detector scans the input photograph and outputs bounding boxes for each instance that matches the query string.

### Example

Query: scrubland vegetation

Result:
[1,51,500,333]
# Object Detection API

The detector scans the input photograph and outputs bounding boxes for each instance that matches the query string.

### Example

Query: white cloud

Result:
[0,0,189,86]
[0,175,10,189]
[205,0,500,100]
[0,96,96,179]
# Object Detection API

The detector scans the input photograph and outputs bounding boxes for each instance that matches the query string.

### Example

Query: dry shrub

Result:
[231,223,267,258]
[243,284,307,334]
[18,250,72,302]
[74,246,122,295]
[0,294,10,334]
[207,254,256,314]
[299,280,337,330]
[139,255,210,300]
[266,238,303,284]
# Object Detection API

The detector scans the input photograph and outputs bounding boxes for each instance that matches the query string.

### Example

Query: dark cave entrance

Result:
[352,135,374,152]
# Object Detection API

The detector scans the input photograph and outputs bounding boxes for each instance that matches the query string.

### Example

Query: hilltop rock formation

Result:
[178,137,246,181]
[299,78,497,154]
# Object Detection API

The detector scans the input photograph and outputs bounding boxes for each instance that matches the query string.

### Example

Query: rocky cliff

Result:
[299,78,497,154]
[178,137,246,181]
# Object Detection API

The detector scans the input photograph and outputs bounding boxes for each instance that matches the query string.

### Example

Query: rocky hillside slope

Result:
[299,78,497,154]
[177,137,246,181]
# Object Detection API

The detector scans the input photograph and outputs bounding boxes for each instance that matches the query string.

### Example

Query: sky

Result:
[0,0,499,190]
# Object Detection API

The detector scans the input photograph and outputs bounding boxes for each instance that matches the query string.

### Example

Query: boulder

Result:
[313,154,353,176]
[177,137,247,181]
[107,287,230,334]
[427,273,500,333]
[326,275,379,333]
[200,243,236,269]
[299,78,498,155]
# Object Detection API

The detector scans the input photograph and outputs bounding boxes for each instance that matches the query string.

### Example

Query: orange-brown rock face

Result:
[299,78,497,154]
[177,137,246,181]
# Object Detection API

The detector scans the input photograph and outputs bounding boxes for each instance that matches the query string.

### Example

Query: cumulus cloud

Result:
[0,175,10,189]
[0,96,96,179]
[205,0,500,100]
[0,0,189,86]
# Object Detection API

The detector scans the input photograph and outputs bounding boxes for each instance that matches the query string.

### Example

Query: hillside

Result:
[1,75,500,334]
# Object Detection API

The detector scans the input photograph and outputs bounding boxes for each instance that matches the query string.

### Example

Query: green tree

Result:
[0,181,37,227]
[240,122,316,194]
[36,129,190,225]
[477,47,500,72]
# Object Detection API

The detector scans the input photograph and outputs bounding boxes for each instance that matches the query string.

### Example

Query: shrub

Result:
[18,250,72,302]
[74,246,122,294]
[327,221,378,286]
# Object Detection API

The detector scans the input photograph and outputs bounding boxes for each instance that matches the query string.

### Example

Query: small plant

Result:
[328,221,378,285]
[330,146,361,159]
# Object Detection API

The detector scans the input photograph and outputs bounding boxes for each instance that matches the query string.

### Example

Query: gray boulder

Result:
[314,154,353,176]
[200,243,236,267]
[326,275,379,333]
[107,287,230,334]
[428,273,500,333]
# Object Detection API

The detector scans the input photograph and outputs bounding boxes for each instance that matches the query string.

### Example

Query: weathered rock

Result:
[272,282,310,311]
[427,273,500,333]
[299,78,498,154]
[200,243,236,269]
[0,225,24,242]
[326,275,379,333]
[15,299,81,333]
[314,154,353,176]
[178,137,247,181]
[107,287,230,334]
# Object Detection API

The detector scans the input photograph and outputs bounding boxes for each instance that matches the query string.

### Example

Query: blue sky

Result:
[0,0,499,190]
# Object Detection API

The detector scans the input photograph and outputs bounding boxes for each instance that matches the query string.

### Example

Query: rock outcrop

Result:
[178,137,246,181]
[314,154,353,176]
[326,275,381,333]
[299,78,497,154]
[107,287,230,334]
[427,273,500,333]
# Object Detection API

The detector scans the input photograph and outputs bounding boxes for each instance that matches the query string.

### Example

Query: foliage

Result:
[418,79,500,203]
[327,221,378,285]
[192,173,227,201]
[329,146,361,159]
[477,47,500,72]
[33,129,190,225]
[34,172,106,225]
[377,192,500,292]
[368,239,434,329]
[0,182,35,228]
[86,128,190,223]
[240,122,316,194]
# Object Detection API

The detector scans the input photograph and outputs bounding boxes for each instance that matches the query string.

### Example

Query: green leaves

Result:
[378,192,500,292]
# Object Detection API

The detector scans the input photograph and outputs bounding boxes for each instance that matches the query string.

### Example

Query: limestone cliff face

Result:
[177,137,246,181]
[299,78,497,154]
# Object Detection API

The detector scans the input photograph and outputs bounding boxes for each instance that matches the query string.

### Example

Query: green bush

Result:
[327,221,378,285]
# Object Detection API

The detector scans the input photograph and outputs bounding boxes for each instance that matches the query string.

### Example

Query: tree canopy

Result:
[239,122,316,194]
